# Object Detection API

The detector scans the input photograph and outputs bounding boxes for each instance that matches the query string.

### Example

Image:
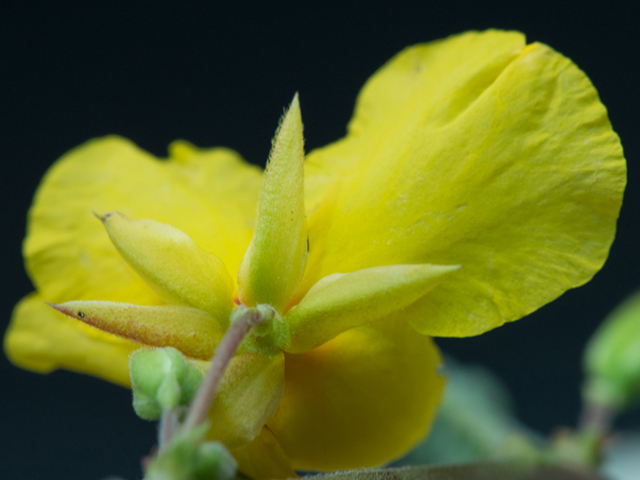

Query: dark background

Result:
[1,2,639,479]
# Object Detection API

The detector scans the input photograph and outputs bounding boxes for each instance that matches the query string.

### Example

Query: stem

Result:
[181,306,265,432]
[158,408,177,451]
[579,401,615,435]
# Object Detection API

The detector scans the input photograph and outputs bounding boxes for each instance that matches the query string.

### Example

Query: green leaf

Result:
[584,291,640,410]
[296,463,608,480]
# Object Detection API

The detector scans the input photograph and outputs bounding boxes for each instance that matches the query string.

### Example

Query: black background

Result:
[1,2,639,479]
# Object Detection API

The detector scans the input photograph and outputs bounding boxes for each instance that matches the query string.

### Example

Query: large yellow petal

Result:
[24,136,261,305]
[267,319,444,471]
[301,30,626,337]
[304,30,526,213]
[232,427,298,480]
[4,293,138,386]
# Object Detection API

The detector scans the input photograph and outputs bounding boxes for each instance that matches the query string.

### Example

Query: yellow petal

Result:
[304,30,527,214]
[24,136,260,305]
[4,293,138,386]
[100,212,234,322]
[203,352,285,450]
[302,30,626,337]
[267,319,445,471]
[239,95,308,311]
[284,263,460,353]
[51,300,225,360]
[232,427,298,480]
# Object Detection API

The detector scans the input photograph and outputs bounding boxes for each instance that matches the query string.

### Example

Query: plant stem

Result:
[158,408,177,451]
[579,401,615,436]
[181,306,265,432]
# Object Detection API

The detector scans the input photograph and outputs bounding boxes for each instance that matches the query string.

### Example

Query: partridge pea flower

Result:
[4,30,625,479]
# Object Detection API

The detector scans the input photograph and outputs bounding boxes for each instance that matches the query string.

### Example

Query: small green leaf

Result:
[584,291,640,410]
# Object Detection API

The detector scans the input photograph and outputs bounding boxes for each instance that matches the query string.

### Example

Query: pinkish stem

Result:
[579,401,615,435]
[181,306,265,432]
[158,408,177,451]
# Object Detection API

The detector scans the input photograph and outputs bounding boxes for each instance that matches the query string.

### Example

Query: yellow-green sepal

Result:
[100,212,234,324]
[283,263,460,353]
[50,300,225,360]
[206,352,286,449]
[238,94,308,312]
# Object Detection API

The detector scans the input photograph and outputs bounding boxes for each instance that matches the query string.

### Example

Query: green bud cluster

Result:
[130,347,204,420]
[145,425,237,480]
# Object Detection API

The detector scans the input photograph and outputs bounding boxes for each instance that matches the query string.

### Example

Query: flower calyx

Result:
[233,304,289,358]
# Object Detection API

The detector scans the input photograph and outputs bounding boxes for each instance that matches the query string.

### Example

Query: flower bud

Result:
[130,347,203,420]
[145,424,238,480]
[194,442,238,480]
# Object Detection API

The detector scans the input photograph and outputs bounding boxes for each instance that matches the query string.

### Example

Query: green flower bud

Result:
[130,347,204,420]
[194,442,238,480]
[145,424,237,480]
[584,292,640,410]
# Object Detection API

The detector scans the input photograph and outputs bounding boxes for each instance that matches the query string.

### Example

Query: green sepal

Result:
[237,94,308,312]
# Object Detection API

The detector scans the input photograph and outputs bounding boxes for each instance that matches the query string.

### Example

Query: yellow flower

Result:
[4,30,626,479]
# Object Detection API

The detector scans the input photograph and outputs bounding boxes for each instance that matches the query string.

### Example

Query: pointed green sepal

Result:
[130,347,204,420]
[49,301,225,359]
[238,94,308,312]
[100,212,234,323]
[283,263,461,353]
